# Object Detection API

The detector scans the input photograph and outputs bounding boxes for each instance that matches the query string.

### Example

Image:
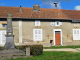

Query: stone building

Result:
[0,4,80,47]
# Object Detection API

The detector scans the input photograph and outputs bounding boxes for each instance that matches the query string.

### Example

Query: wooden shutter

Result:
[77,30,79,40]
[38,29,42,40]
[74,30,76,40]
[1,31,6,44]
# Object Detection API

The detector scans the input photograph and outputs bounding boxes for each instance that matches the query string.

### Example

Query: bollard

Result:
[26,47,30,56]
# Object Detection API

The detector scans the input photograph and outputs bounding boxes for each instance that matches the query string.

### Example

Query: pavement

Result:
[43,48,80,52]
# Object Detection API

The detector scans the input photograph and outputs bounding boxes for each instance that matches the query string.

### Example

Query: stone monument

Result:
[4,13,15,49]
[0,13,30,59]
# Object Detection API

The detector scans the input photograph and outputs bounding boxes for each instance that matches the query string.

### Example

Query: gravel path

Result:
[43,48,80,52]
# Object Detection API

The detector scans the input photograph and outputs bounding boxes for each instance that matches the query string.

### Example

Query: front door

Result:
[55,31,61,45]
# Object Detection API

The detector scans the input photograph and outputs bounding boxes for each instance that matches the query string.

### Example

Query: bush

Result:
[0,46,4,50]
[15,45,30,53]
[15,44,43,56]
[30,45,43,56]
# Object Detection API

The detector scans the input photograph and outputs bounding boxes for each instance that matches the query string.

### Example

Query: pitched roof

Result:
[0,6,80,19]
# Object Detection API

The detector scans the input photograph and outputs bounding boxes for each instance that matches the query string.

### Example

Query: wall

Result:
[22,21,80,46]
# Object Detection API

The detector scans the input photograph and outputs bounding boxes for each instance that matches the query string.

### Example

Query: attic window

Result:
[58,12,60,15]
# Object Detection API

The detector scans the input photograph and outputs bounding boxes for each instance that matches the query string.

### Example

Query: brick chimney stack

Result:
[33,4,40,11]
[19,5,22,12]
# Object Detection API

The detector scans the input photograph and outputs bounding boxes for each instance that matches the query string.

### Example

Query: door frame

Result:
[53,29,62,45]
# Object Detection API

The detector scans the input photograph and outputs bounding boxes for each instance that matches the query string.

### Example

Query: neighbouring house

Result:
[0,4,80,47]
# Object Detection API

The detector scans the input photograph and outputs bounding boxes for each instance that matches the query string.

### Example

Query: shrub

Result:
[15,45,30,53]
[0,46,4,50]
[15,44,43,56]
[30,45,43,56]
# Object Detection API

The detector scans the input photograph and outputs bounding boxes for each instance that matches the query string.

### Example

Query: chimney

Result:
[33,4,40,11]
[19,5,22,12]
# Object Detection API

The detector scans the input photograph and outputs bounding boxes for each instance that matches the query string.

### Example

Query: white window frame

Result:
[0,30,6,44]
[33,29,42,41]
[35,20,40,26]
[74,23,79,26]
[73,29,80,40]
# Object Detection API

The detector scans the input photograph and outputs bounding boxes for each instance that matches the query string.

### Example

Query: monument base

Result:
[4,35,15,49]
[0,49,28,59]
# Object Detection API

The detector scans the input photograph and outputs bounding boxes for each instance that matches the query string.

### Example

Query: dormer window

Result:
[35,20,40,26]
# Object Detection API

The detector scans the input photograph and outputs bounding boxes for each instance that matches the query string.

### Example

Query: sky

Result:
[0,0,80,10]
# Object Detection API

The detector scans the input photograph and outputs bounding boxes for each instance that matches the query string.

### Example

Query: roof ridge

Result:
[0,6,79,11]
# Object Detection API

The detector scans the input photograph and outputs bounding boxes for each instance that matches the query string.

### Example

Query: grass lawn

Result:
[43,45,80,49]
[7,51,80,60]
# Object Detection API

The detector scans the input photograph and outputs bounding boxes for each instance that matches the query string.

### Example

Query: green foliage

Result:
[43,45,80,49]
[15,45,30,54]
[7,51,80,60]
[30,45,43,56]
[15,45,43,56]
[0,46,4,50]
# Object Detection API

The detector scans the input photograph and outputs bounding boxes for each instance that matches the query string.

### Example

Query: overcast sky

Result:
[0,0,80,10]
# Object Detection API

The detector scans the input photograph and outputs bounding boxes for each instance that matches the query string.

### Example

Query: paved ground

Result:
[43,48,80,52]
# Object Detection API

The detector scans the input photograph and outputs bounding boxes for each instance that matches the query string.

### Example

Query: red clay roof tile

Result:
[0,6,80,19]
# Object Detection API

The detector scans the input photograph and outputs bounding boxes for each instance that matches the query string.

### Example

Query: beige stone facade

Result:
[0,21,80,47]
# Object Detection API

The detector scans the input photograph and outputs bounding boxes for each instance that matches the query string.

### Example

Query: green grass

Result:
[43,45,80,49]
[7,51,80,60]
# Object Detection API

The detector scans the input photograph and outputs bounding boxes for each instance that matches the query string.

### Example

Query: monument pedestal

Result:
[4,35,15,49]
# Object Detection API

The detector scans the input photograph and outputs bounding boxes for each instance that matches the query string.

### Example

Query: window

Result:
[0,30,6,44]
[2,24,7,27]
[74,23,79,26]
[55,21,62,26]
[73,29,80,40]
[35,20,40,26]
[33,29,42,41]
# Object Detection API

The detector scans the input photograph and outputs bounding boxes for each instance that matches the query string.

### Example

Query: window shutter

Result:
[1,31,6,44]
[77,30,79,40]
[73,29,76,40]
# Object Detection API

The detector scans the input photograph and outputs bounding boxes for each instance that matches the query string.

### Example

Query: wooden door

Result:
[55,31,61,45]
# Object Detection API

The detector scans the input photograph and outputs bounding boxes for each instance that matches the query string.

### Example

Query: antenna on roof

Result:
[54,2,57,7]
[54,2,58,9]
